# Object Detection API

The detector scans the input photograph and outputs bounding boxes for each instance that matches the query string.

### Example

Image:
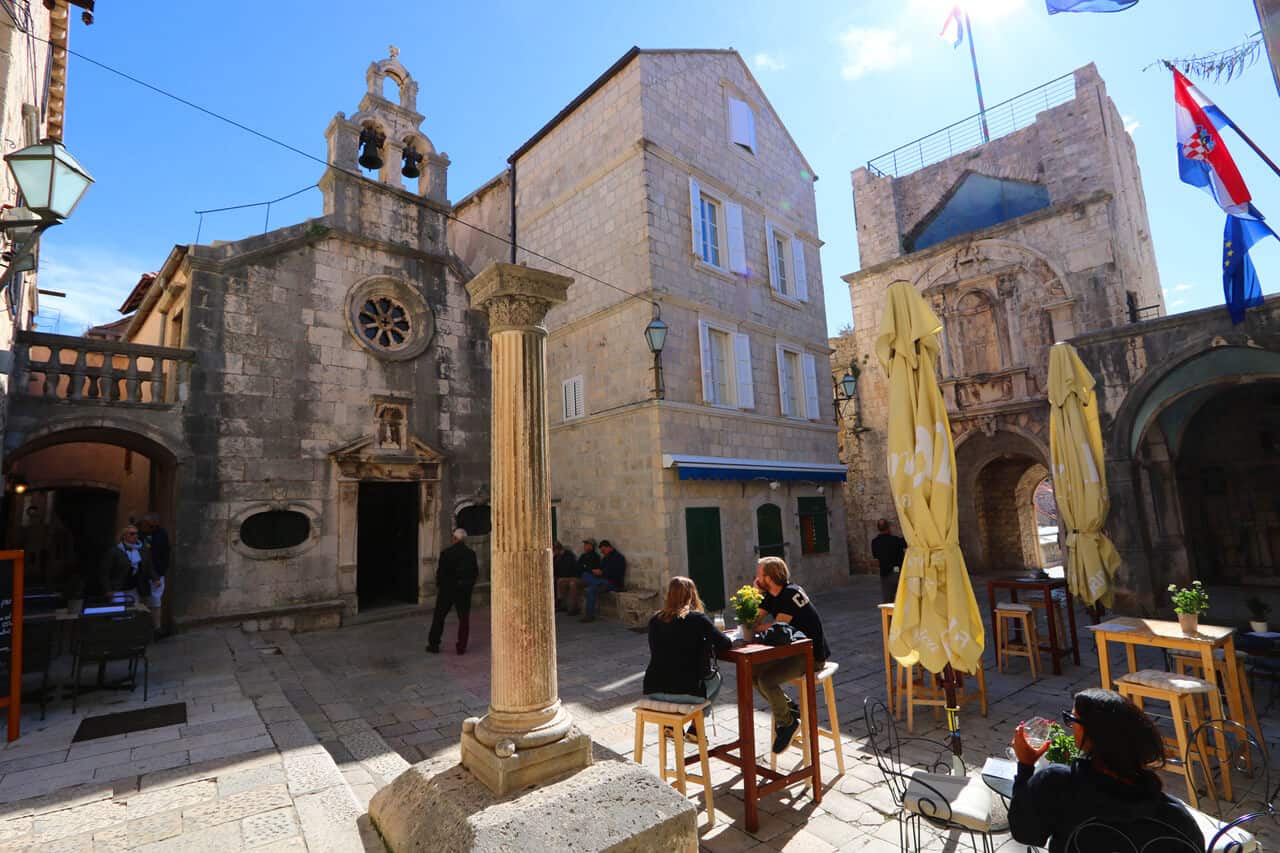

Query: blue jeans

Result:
[580,573,614,618]
[646,671,723,706]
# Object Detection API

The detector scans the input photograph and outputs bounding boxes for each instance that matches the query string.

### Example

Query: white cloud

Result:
[1170,298,1188,308]
[753,52,787,72]
[35,245,153,334]
[1171,283,1194,292]
[839,27,912,81]
[1123,114,1141,135]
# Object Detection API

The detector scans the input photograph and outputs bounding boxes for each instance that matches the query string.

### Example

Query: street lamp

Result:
[4,139,95,222]
[644,310,668,400]
[833,362,868,432]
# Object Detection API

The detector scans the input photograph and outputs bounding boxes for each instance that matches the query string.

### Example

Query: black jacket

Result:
[553,548,577,579]
[1009,759,1204,853]
[643,611,732,697]
[600,550,626,588]
[437,541,479,589]
[576,549,601,576]
[871,533,907,577]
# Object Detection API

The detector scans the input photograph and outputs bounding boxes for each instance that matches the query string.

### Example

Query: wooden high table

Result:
[702,639,821,833]
[986,575,1080,675]
[1089,617,1264,753]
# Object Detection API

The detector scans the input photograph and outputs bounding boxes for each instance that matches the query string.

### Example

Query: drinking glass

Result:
[713,612,726,632]
[1023,716,1052,749]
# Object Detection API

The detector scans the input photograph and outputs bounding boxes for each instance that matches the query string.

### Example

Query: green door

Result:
[685,507,726,611]
[757,503,785,558]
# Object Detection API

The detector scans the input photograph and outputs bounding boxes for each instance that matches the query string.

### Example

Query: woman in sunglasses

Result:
[1007,687,1203,852]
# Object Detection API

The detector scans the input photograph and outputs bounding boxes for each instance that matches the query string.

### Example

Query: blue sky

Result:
[37,0,1279,336]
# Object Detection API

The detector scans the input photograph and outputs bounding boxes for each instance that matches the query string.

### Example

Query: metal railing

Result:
[866,72,1078,180]
[13,331,196,407]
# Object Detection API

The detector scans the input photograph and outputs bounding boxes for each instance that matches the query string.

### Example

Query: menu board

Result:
[0,552,24,741]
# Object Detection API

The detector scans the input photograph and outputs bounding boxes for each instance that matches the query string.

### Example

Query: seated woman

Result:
[642,577,732,733]
[1008,687,1205,853]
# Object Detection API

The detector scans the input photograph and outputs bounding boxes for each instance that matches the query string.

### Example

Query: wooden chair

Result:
[633,699,715,825]
[994,602,1039,677]
[1170,648,1267,762]
[1115,669,1228,809]
[770,660,846,779]
[880,604,909,718]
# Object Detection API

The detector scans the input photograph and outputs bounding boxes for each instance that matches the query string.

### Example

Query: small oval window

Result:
[455,505,491,537]
[240,510,311,551]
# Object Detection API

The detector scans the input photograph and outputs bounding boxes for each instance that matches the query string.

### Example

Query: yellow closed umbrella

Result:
[877,282,984,759]
[1048,342,1121,611]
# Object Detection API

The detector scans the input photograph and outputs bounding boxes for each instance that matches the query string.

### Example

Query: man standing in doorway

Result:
[139,512,170,638]
[871,518,908,604]
[427,528,479,655]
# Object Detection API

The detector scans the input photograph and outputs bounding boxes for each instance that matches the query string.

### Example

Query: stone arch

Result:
[365,49,419,113]
[6,412,189,467]
[954,427,1050,571]
[913,238,1072,301]
[1013,463,1052,568]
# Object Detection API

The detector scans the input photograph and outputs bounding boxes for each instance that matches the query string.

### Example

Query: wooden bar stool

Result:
[879,604,909,718]
[1030,594,1068,653]
[633,699,715,825]
[770,660,846,779]
[903,660,987,734]
[1169,648,1267,762]
[995,602,1039,677]
[1115,669,1230,809]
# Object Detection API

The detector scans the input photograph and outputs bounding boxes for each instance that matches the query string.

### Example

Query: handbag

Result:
[754,623,808,647]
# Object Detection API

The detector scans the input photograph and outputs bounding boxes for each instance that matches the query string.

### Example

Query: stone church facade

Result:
[839,64,1164,577]
[5,52,490,629]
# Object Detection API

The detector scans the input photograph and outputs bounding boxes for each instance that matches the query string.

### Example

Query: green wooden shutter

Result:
[798,497,830,554]
[685,507,726,611]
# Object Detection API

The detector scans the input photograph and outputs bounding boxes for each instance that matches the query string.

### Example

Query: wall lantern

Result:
[644,309,668,400]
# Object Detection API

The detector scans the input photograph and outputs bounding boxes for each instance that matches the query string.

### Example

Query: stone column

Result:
[460,262,590,796]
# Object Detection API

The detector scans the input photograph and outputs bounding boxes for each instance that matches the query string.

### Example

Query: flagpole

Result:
[964,11,990,143]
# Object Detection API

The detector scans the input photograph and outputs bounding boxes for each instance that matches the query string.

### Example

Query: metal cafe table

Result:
[703,638,822,832]
[986,575,1080,675]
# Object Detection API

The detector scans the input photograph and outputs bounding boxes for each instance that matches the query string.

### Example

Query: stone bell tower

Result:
[324,46,449,202]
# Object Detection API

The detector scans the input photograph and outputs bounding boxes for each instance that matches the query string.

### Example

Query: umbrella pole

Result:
[942,664,963,773]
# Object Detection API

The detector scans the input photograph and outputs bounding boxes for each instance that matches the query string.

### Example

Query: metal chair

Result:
[1183,719,1274,853]
[862,698,995,853]
[0,619,54,720]
[70,610,151,712]
[1062,817,1208,852]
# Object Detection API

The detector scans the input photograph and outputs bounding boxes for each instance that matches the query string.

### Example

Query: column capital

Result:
[466,263,571,332]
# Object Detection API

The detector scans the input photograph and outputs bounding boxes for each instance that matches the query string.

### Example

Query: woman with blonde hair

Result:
[643,577,732,712]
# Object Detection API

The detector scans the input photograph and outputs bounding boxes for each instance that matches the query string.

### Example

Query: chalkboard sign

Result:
[0,552,25,742]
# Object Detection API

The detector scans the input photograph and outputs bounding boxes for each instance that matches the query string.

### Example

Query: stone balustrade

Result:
[13,331,196,407]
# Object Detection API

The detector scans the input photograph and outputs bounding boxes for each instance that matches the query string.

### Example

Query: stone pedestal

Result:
[461,262,589,795]
[368,743,698,852]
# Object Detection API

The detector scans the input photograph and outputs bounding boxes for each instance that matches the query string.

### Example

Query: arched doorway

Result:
[956,428,1051,572]
[3,424,183,600]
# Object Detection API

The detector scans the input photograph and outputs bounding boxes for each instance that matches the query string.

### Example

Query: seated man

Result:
[553,541,578,611]
[580,539,625,623]
[563,538,600,616]
[752,556,830,754]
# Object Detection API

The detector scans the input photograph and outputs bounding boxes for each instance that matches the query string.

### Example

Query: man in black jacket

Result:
[564,538,600,616]
[427,528,479,655]
[871,518,907,603]
[580,540,625,623]
[553,541,577,612]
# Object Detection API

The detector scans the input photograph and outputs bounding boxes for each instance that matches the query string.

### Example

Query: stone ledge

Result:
[368,742,697,852]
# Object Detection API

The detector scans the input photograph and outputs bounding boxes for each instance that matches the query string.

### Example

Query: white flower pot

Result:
[1250,620,1269,634]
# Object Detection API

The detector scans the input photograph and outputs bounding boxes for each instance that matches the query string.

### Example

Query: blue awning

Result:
[662,454,847,483]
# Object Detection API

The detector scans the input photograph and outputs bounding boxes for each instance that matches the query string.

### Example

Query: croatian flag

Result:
[1046,0,1138,12]
[1174,68,1252,216]
[940,6,965,48]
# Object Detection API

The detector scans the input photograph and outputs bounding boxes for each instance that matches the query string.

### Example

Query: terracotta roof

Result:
[118,272,156,315]
[85,314,133,341]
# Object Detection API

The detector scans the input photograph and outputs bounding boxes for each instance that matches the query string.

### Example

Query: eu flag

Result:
[1223,211,1277,324]
[1046,0,1139,12]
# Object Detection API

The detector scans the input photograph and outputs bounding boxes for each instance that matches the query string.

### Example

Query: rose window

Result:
[358,296,412,350]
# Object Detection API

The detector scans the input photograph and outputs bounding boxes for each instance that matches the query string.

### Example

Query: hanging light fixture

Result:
[358,127,386,171]
[3,139,94,221]
[401,144,423,179]
[644,309,668,400]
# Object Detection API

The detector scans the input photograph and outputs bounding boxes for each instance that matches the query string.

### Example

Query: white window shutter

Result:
[725,202,747,275]
[689,177,702,256]
[698,321,714,403]
[562,377,584,420]
[729,98,755,152]
[733,333,754,410]
[802,353,820,420]
[792,239,808,301]
[765,221,779,293]
[776,344,792,417]
[574,377,585,419]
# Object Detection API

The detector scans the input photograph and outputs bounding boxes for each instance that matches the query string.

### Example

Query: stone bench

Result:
[597,589,660,628]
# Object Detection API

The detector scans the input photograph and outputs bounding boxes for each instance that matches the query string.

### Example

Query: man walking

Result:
[580,539,625,623]
[564,538,600,616]
[139,512,170,637]
[752,556,830,754]
[427,528,479,655]
[553,541,577,611]
[871,518,908,604]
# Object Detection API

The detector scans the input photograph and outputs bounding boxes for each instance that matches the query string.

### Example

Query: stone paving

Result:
[0,576,1275,851]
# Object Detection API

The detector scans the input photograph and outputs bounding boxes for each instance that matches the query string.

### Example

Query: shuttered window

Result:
[798,497,830,555]
[562,375,585,421]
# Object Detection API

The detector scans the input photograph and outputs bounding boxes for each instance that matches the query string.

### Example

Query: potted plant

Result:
[729,585,764,637]
[1169,581,1210,634]
[1246,597,1271,634]
[1044,722,1082,765]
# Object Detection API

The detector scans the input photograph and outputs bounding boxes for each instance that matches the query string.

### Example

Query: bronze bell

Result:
[402,145,423,179]
[358,127,385,171]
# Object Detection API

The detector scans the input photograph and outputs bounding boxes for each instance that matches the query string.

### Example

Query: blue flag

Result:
[1046,0,1138,12]
[1223,208,1277,324]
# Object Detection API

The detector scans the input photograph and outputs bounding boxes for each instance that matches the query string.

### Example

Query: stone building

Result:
[453,48,848,613]
[3,51,491,628]
[838,64,1163,577]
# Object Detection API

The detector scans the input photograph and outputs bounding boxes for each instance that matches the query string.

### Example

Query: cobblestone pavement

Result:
[0,577,1276,851]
